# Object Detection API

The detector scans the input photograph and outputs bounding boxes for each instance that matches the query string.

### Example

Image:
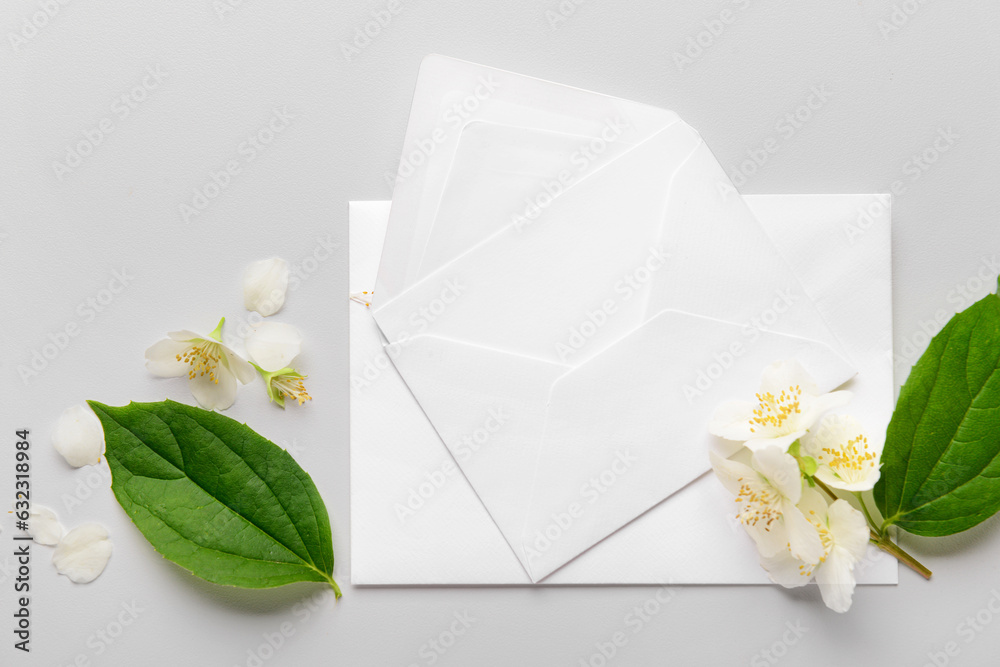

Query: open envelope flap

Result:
[377,55,680,300]
[415,120,646,283]
[520,310,854,582]
[373,121,704,361]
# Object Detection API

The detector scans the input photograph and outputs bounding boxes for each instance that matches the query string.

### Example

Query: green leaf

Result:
[874,278,1000,536]
[87,399,340,596]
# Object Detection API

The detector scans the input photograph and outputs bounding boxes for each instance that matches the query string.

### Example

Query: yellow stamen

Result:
[350,291,374,307]
[272,373,312,406]
[181,342,223,385]
[734,479,782,530]
[818,433,876,481]
[748,385,803,431]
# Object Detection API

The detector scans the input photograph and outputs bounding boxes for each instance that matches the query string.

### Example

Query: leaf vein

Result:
[110,409,320,572]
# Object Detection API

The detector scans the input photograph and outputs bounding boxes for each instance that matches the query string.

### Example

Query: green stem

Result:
[329,577,342,599]
[869,530,932,580]
[853,491,880,534]
[324,573,342,599]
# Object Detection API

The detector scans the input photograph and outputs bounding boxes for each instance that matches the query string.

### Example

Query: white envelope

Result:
[368,57,861,582]
[350,196,897,585]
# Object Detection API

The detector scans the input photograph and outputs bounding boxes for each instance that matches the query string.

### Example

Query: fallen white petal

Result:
[246,321,303,372]
[52,405,105,467]
[244,257,290,317]
[53,523,113,584]
[28,505,65,546]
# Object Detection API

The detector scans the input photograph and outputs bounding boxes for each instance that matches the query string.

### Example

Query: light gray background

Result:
[1,1,998,665]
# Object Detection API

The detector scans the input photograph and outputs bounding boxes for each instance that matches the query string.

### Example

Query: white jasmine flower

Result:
[243,257,290,316]
[28,505,65,546]
[801,414,881,492]
[53,523,113,584]
[245,321,303,372]
[760,488,870,613]
[710,447,823,564]
[145,317,255,411]
[254,365,313,408]
[710,360,852,452]
[52,404,105,467]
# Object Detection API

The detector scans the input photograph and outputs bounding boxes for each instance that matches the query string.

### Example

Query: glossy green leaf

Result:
[874,278,1000,536]
[88,399,340,595]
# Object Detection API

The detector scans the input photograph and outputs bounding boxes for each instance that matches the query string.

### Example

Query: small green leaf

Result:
[799,456,818,477]
[874,279,1000,536]
[787,440,816,476]
[87,399,340,595]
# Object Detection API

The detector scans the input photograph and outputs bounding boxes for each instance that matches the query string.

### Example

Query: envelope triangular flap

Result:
[385,333,572,567]
[642,141,851,355]
[520,310,855,581]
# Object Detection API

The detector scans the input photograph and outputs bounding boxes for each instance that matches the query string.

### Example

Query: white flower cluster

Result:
[145,257,312,410]
[709,360,882,613]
